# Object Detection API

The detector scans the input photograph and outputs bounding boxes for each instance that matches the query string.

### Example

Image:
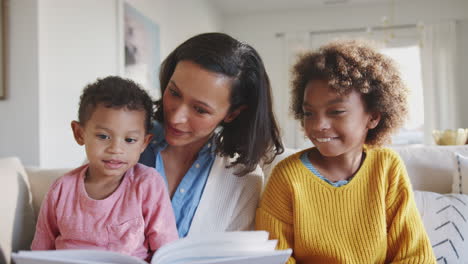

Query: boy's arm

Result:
[142,172,178,257]
[31,183,60,250]
[385,157,436,263]
[255,166,296,264]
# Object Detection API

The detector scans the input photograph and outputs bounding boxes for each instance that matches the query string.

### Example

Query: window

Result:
[381,45,424,144]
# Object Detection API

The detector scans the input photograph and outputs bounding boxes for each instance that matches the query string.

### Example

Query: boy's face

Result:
[71,104,152,180]
[302,80,380,159]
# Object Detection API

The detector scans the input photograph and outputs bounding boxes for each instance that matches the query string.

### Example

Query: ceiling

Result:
[207,0,409,15]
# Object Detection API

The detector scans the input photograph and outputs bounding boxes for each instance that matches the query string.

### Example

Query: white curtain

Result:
[420,21,458,144]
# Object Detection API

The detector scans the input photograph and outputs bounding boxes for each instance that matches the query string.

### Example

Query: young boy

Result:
[31,76,178,261]
[256,40,436,263]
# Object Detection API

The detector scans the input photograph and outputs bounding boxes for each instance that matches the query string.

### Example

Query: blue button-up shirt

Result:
[139,122,215,237]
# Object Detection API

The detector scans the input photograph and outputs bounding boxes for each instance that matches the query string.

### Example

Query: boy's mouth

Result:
[103,159,126,169]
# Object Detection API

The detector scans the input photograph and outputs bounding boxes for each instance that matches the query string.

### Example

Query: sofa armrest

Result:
[25,167,70,219]
[0,157,35,264]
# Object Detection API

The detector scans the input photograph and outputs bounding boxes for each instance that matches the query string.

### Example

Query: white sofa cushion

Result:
[392,145,468,193]
[453,153,468,195]
[0,157,36,264]
[414,191,468,263]
[25,167,69,218]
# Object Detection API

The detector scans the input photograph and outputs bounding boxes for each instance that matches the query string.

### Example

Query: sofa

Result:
[1,145,468,264]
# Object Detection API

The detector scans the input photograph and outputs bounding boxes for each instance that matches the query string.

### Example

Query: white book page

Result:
[163,249,292,264]
[12,250,146,264]
[152,231,270,262]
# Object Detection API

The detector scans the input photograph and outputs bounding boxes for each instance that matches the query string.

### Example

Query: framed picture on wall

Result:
[123,2,161,99]
[0,0,7,100]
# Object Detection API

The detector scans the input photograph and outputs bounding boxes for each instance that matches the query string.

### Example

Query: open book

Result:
[12,231,292,264]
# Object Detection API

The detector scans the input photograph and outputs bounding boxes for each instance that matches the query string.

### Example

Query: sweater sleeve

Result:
[385,154,436,263]
[31,181,60,250]
[255,164,296,264]
[142,172,178,258]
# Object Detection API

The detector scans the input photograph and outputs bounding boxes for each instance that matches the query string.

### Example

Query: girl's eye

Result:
[303,111,313,118]
[97,134,110,140]
[194,106,208,114]
[125,138,137,143]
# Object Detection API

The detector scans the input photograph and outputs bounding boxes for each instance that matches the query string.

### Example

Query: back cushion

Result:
[392,145,468,193]
[26,168,69,219]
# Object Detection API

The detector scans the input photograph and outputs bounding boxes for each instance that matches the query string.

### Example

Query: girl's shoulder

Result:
[366,146,403,164]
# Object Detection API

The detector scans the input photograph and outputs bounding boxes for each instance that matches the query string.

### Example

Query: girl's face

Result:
[302,80,380,159]
[162,60,241,149]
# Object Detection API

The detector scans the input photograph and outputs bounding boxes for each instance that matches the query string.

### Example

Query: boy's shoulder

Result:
[128,163,164,185]
[46,165,87,196]
[55,165,86,183]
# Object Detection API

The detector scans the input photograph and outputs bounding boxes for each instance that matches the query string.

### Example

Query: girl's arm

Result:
[255,166,296,264]
[385,158,436,263]
[31,183,60,250]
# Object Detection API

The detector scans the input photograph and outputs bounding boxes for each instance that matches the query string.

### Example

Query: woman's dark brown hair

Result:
[155,33,284,175]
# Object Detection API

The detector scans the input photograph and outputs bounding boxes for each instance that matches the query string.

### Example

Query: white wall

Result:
[221,0,468,147]
[38,0,120,168]
[0,0,220,168]
[458,20,468,126]
[126,0,221,60]
[0,0,40,166]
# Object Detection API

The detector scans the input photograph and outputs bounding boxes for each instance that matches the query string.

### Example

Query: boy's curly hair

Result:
[291,39,408,146]
[78,76,153,132]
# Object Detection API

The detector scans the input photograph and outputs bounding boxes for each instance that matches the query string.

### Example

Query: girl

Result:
[256,40,435,263]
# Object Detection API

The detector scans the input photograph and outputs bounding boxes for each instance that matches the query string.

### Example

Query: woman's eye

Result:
[169,88,180,97]
[194,106,208,114]
[97,134,110,140]
[125,138,137,143]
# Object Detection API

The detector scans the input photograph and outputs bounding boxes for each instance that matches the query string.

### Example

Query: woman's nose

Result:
[169,104,189,124]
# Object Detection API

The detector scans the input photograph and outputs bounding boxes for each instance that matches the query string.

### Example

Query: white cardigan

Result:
[187,149,295,236]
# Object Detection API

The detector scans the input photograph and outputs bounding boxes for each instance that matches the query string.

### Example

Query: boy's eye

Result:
[97,134,110,140]
[125,138,137,143]
[330,110,346,115]
[194,106,208,114]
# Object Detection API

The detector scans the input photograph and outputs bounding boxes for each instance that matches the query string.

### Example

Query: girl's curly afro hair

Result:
[290,39,408,146]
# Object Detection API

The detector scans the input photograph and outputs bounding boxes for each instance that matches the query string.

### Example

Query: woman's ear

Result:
[223,105,247,123]
[368,112,381,129]
[71,121,85,145]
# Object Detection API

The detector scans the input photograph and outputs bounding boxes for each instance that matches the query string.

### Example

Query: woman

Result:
[139,32,283,237]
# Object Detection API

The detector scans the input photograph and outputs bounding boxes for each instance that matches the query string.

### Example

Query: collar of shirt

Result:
[150,121,217,237]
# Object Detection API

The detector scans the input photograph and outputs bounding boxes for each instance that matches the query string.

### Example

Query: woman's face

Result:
[162,60,237,149]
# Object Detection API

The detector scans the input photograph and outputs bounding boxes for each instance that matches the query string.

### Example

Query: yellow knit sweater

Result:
[256,147,436,264]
